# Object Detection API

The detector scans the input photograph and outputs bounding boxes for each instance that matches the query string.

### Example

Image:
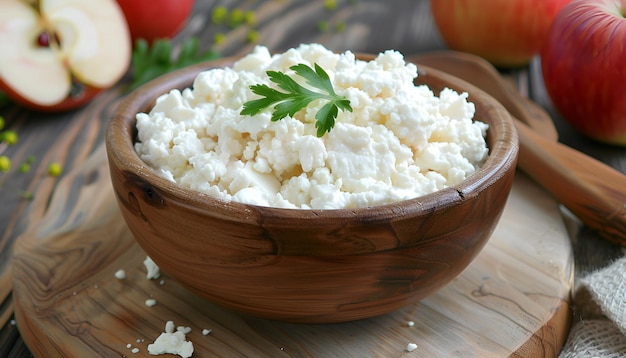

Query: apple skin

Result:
[0,79,102,113]
[116,0,195,43]
[430,0,572,67]
[541,0,626,146]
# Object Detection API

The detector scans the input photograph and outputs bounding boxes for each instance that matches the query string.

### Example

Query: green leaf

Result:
[292,63,334,95]
[151,40,171,64]
[240,62,352,137]
[315,102,338,137]
[335,98,352,112]
[128,37,220,92]
[177,37,199,63]
[241,97,277,117]
[267,70,308,95]
[273,97,316,121]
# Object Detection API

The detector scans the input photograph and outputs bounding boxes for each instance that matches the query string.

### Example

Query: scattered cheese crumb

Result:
[148,321,194,358]
[10,319,16,326]
[202,329,212,336]
[144,256,161,280]
[145,299,157,307]
[127,343,132,349]
[406,343,418,352]
[131,348,140,354]
[407,321,415,327]
[159,279,165,286]
[115,269,127,280]
[165,321,175,332]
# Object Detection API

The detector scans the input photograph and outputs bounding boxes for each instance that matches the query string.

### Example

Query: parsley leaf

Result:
[129,37,220,92]
[241,63,352,137]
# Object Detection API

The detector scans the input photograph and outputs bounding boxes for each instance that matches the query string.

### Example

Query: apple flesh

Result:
[0,0,131,112]
[116,0,194,43]
[541,0,626,146]
[430,0,572,67]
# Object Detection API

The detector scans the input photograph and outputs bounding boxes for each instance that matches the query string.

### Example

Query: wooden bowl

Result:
[105,55,519,324]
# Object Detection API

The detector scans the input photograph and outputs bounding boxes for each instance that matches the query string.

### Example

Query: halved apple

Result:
[0,0,131,112]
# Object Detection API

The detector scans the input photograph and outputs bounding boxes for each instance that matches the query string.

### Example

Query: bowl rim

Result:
[106,55,519,222]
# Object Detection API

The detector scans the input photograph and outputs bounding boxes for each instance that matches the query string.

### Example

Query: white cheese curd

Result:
[135,43,489,209]
[147,321,194,358]
[143,256,160,280]
[114,269,126,280]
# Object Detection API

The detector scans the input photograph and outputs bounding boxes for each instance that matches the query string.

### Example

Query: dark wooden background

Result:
[1,0,624,356]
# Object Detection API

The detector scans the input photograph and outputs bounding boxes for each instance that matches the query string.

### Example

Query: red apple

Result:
[541,0,626,146]
[0,0,131,112]
[430,0,572,67]
[116,0,194,44]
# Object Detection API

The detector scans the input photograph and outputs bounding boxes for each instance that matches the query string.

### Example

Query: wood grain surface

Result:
[12,141,572,357]
[2,0,625,356]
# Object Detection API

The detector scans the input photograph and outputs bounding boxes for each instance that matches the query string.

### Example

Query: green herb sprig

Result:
[129,37,220,92]
[241,63,352,137]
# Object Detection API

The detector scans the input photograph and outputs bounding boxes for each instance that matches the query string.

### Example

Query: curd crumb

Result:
[144,256,161,280]
[406,343,418,352]
[115,269,126,280]
[148,321,194,358]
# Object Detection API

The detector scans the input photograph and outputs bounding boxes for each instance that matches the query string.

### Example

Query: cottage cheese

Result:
[114,269,126,280]
[147,321,194,358]
[143,256,160,280]
[134,43,488,209]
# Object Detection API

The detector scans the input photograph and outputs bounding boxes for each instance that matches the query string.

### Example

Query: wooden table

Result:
[1,1,624,357]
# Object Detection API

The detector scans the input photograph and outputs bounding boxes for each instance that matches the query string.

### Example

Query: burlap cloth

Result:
[558,209,626,357]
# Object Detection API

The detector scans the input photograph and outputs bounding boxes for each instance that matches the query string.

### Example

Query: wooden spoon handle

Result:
[516,120,626,244]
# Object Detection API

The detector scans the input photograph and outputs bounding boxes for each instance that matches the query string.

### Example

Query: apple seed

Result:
[36,31,60,48]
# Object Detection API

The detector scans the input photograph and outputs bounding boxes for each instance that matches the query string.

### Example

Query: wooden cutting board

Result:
[11,141,573,357]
